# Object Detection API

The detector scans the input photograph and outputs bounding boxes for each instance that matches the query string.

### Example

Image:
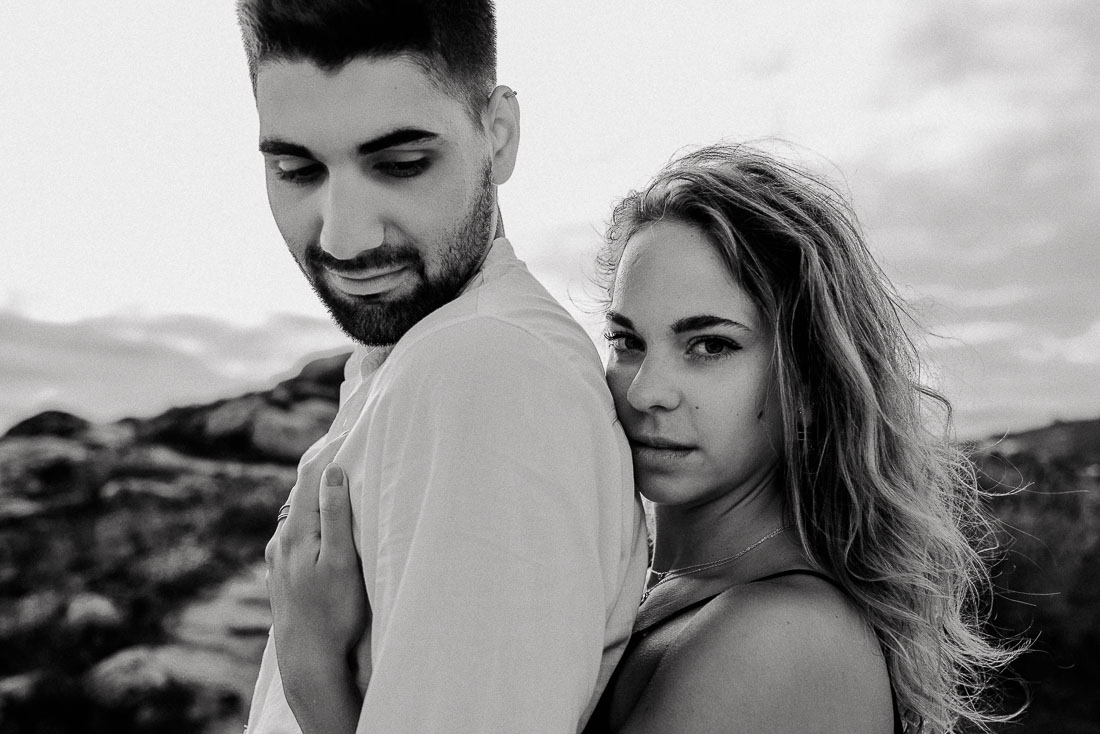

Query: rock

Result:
[157,562,273,730]
[111,443,214,478]
[136,396,262,460]
[0,670,46,713]
[3,410,90,439]
[0,497,45,521]
[63,592,124,631]
[250,398,336,463]
[204,395,265,441]
[133,545,223,606]
[0,354,361,731]
[99,474,217,504]
[269,352,349,405]
[83,647,172,708]
[135,391,331,464]
[82,420,137,450]
[0,590,65,637]
[171,563,270,659]
[137,543,216,588]
[82,645,241,727]
[119,351,350,464]
[0,437,92,501]
[149,645,243,716]
[296,351,350,385]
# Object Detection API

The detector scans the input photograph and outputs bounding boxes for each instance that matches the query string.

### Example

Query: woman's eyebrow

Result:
[671,314,752,333]
[605,310,635,329]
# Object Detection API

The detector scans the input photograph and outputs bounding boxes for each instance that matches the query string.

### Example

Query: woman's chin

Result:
[635,479,704,508]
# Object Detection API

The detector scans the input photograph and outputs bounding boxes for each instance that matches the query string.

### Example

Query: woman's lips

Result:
[628,436,696,463]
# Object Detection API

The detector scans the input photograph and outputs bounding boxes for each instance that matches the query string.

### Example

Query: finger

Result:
[318,463,356,562]
[265,534,278,569]
[275,500,292,528]
[284,435,344,536]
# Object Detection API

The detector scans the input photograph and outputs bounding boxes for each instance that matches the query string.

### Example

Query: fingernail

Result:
[324,463,343,486]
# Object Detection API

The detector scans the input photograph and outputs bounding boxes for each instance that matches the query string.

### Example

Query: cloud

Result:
[1022,320,1100,365]
[932,336,1100,438]
[930,320,1026,347]
[0,310,347,434]
[915,283,1034,311]
[885,0,1099,99]
[862,9,1099,305]
[833,1,1100,437]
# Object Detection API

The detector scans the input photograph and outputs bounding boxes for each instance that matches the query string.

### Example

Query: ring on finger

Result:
[276,502,291,522]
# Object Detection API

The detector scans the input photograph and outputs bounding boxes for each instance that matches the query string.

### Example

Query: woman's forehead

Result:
[611,220,760,329]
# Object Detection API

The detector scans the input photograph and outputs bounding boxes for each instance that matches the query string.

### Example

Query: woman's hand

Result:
[266,450,367,733]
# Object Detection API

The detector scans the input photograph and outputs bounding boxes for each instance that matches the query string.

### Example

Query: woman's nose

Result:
[626,357,681,413]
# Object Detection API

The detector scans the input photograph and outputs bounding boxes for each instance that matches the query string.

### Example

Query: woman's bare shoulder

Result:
[620,573,895,734]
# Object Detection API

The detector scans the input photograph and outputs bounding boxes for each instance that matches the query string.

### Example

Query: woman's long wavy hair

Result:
[597,144,1021,733]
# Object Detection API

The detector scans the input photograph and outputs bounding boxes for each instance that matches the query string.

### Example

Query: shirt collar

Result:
[457,236,517,297]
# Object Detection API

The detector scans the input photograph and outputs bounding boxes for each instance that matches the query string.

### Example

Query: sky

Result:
[1,0,1097,439]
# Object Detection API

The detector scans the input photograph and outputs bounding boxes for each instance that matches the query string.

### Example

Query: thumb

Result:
[318,463,355,559]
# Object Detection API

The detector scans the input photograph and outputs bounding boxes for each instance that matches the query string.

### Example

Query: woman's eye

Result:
[376,159,429,178]
[603,331,643,353]
[688,337,739,360]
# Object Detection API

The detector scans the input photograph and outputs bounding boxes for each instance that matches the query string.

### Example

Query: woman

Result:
[271,144,1018,732]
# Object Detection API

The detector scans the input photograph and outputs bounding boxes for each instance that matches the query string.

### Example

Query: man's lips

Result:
[325,263,411,297]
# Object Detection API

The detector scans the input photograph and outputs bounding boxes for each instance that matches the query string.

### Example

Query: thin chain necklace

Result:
[642,526,791,603]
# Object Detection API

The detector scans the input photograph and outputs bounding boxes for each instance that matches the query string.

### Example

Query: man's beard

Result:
[296,165,495,346]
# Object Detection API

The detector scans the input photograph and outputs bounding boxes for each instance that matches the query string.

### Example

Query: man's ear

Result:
[484,85,520,185]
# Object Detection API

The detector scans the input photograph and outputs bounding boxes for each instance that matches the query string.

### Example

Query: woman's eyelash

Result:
[688,336,741,360]
[603,330,642,351]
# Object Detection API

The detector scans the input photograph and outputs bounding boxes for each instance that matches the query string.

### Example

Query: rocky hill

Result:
[0,352,1096,733]
[971,422,1100,732]
[978,416,1100,464]
[0,352,349,733]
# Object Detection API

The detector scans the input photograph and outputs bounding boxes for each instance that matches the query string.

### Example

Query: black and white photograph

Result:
[1,2,1097,732]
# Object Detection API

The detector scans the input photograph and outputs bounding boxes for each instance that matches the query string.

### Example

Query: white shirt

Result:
[246,238,648,733]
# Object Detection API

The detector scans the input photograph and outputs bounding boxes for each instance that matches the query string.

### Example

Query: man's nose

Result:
[319,174,384,260]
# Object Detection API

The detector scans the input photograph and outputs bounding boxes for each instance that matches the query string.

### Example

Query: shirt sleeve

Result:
[354,318,615,733]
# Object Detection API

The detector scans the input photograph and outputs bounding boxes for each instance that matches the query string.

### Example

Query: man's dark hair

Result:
[237,0,497,121]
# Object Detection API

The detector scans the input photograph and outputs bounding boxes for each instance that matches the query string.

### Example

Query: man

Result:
[237,1,648,732]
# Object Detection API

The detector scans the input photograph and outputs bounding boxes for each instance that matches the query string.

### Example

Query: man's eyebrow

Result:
[259,139,313,157]
[672,314,752,333]
[258,128,439,159]
[358,128,439,155]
